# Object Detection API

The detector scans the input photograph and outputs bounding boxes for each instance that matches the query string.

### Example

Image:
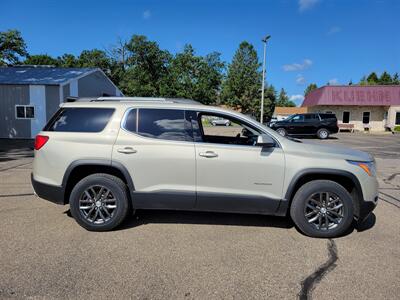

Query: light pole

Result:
[260,35,271,123]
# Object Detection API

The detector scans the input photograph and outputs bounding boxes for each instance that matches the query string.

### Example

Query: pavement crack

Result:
[298,239,338,300]
[0,193,34,198]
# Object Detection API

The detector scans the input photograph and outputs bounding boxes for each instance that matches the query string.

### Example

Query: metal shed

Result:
[0,66,123,138]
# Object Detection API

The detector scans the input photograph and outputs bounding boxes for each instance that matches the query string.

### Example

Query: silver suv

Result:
[31,98,378,238]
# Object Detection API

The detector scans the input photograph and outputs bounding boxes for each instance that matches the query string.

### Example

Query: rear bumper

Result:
[31,173,65,205]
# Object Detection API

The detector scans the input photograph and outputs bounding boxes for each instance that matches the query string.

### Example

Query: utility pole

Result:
[260,35,271,123]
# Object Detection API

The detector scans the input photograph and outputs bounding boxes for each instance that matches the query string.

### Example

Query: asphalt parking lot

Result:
[0,133,399,299]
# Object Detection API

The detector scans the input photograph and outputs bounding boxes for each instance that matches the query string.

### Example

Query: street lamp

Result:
[260,35,271,123]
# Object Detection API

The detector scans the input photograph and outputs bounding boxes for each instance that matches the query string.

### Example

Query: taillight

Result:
[34,135,49,150]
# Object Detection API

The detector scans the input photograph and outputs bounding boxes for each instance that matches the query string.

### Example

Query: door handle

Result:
[199,151,218,158]
[117,147,137,154]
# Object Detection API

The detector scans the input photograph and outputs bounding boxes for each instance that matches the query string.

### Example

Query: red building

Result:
[302,85,400,131]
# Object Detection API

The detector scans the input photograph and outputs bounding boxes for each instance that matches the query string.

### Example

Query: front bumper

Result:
[31,173,65,205]
[357,196,378,224]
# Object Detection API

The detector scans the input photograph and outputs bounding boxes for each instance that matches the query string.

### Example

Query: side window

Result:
[124,109,137,132]
[304,114,317,122]
[44,108,114,132]
[198,113,262,146]
[16,105,35,119]
[133,108,191,142]
[292,115,304,122]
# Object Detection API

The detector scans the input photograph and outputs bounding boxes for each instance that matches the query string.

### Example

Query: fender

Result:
[62,159,135,203]
[275,168,363,216]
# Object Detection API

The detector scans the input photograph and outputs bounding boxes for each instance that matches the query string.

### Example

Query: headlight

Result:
[347,160,376,177]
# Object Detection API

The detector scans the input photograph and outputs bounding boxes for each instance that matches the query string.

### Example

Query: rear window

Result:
[123,108,192,142]
[319,113,337,120]
[44,108,114,132]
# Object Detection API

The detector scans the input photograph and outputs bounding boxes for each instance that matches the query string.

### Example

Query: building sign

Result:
[330,88,392,105]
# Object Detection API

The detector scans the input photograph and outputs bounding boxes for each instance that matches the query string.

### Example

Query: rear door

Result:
[112,108,196,210]
[303,114,319,134]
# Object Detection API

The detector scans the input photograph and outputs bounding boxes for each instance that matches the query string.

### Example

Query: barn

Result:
[0,66,123,138]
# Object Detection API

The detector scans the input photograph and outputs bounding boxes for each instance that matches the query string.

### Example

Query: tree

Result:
[24,54,59,66]
[119,35,171,97]
[77,49,111,72]
[304,83,317,96]
[366,72,379,84]
[276,88,295,107]
[0,29,27,65]
[164,45,224,104]
[221,41,261,115]
[57,54,77,67]
[379,71,392,85]
[393,73,400,85]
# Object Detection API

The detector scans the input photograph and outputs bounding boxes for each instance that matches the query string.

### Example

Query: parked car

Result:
[32,98,378,238]
[269,113,339,139]
[211,117,231,126]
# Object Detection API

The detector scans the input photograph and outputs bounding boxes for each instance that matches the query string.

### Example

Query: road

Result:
[0,133,399,299]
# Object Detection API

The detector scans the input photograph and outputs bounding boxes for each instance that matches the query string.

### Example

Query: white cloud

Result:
[299,0,320,12]
[283,59,313,72]
[296,74,306,85]
[290,94,305,101]
[328,78,339,85]
[143,10,151,20]
[327,26,341,35]
[290,94,305,106]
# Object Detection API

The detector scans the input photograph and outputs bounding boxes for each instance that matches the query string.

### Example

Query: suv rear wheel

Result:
[317,128,329,139]
[290,180,354,238]
[69,173,130,231]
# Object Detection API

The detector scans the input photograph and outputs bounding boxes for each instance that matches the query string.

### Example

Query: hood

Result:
[288,140,373,162]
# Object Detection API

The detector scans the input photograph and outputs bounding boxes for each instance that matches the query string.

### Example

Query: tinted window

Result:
[292,115,304,122]
[44,108,114,132]
[124,109,137,132]
[304,114,317,122]
[319,113,337,120]
[26,106,35,118]
[137,109,190,141]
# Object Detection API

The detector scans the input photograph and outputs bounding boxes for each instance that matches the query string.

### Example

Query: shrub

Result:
[394,126,400,132]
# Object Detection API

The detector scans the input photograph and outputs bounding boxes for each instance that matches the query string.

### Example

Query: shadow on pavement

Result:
[0,139,34,162]
[64,209,295,231]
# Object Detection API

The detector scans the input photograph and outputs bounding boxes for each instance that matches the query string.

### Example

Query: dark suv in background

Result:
[269,113,339,139]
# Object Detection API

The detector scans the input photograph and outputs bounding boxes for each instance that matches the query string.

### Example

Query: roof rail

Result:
[93,96,202,105]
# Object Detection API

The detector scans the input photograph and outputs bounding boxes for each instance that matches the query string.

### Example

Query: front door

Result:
[192,111,285,214]
[112,108,196,209]
[287,114,306,134]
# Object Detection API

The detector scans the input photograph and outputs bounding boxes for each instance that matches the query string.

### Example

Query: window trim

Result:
[195,111,278,149]
[15,105,35,120]
[342,111,350,124]
[121,107,193,143]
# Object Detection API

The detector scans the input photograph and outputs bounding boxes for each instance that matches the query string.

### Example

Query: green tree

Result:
[379,71,392,85]
[77,49,111,72]
[164,45,224,104]
[393,73,399,85]
[0,29,27,65]
[24,54,59,66]
[120,35,171,97]
[304,83,317,96]
[276,88,295,107]
[366,72,379,84]
[221,41,261,115]
[57,54,77,67]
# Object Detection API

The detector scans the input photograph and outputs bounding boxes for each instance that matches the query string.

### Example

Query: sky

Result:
[1,0,399,105]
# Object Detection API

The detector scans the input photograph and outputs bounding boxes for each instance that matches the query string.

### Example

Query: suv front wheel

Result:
[69,173,130,231]
[290,180,354,238]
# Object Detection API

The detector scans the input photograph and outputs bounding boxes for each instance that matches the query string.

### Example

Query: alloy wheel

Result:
[304,191,344,231]
[79,185,117,224]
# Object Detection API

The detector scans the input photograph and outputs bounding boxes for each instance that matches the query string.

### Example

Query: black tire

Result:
[290,180,354,238]
[317,128,329,139]
[69,173,130,231]
[276,128,287,137]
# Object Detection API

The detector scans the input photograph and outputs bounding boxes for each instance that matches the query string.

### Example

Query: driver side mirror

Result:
[256,134,275,147]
